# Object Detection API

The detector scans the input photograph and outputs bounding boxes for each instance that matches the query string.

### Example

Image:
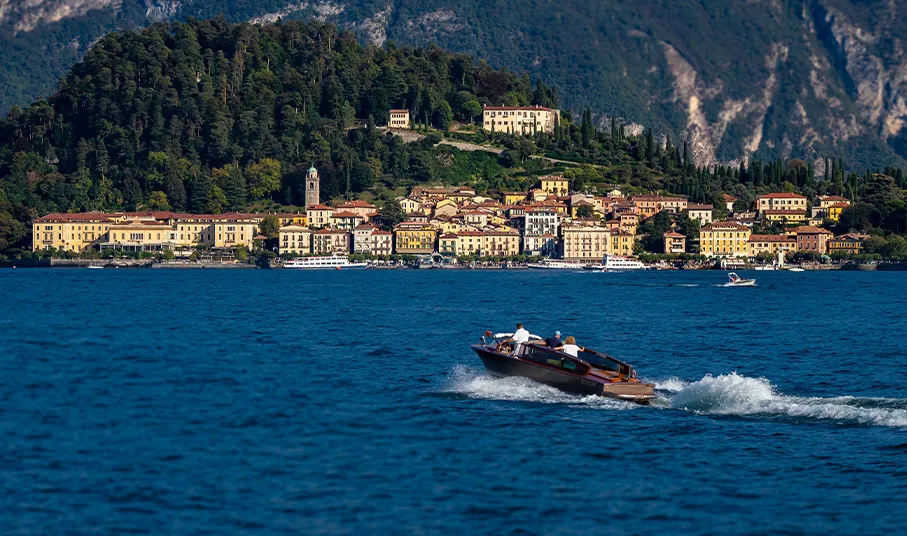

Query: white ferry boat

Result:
[526,259,585,270]
[583,255,646,272]
[283,255,368,270]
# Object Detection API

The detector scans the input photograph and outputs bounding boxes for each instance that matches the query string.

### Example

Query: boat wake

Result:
[447,366,907,427]
[658,372,907,427]
[443,365,634,410]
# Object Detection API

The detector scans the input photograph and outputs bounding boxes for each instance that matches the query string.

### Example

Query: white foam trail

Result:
[669,372,907,427]
[444,365,633,410]
[652,377,688,393]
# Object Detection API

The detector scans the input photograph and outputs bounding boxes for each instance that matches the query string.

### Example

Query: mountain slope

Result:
[2,0,907,169]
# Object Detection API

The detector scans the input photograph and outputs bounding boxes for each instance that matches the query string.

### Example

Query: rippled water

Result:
[1,269,906,534]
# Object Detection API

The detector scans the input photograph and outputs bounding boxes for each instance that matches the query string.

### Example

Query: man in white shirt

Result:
[501,323,529,356]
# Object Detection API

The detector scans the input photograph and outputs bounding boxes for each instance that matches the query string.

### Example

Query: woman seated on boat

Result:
[555,336,584,357]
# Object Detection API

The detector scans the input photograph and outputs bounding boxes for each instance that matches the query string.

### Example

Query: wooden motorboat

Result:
[470,332,656,404]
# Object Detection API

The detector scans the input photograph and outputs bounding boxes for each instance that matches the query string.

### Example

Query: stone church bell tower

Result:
[305,166,320,207]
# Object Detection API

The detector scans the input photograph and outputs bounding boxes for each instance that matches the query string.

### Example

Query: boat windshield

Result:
[577,349,632,376]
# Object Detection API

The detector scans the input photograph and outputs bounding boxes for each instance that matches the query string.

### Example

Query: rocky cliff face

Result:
[2,0,907,169]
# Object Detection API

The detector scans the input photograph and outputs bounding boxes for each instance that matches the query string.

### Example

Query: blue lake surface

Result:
[1,268,906,535]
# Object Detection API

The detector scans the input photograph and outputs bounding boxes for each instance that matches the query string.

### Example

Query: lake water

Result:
[1,268,906,534]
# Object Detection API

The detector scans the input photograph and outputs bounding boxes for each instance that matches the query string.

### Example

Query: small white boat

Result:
[526,260,584,270]
[753,264,778,271]
[284,254,368,270]
[584,255,646,272]
[725,272,756,286]
[86,265,104,269]
[786,267,805,272]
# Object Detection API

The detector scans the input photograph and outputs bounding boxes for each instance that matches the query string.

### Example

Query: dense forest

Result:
[1,18,907,258]
[4,0,907,170]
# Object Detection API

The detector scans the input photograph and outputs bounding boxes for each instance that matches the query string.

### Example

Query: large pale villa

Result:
[482,105,559,136]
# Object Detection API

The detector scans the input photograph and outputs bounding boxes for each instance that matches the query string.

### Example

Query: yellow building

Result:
[279,225,312,256]
[763,210,808,226]
[818,195,850,210]
[561,224,610,261]
[174,218,215,248]
[274,214,308,227]
[482,105,559,135]
[439,233,459,255]
[539,175,569,195]
[827,203,849,222]
[398,197,422,214]
[212,217,258,249]
[611,232,635,257]
[828,233,869,255]
[747,234,797,257]
[631,195,689,218]
[700,222,752,257]
[663,232,686,254]
[460,231,485,256]
[103,222,177,251]
[306,205,334,228]
[482,230,521,257]
[32,212,113,252]
[388,109,410,128]
[393,222,437,254]
[502,192,526,205]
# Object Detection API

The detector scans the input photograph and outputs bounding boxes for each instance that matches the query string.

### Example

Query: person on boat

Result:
[545,331,562,348]
[556,336,585,357]
[501,323,529,355]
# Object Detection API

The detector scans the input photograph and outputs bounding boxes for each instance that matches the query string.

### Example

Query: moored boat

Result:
[284,254,368,270]
[470,332,656,403]
[583,255,646,272]
[526,259,584,270]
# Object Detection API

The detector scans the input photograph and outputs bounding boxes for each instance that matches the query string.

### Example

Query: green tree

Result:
[235,244,250,262]
[245,158,282,200]
[0,212,27,251]
[212,164,247,210]
[373,199,406,230]
[575,204,594,218]
[259,215,280,239]
[436,100,453,131]
[148,191,171,210]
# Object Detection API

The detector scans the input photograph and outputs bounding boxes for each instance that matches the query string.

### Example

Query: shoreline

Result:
[4,262,907,271]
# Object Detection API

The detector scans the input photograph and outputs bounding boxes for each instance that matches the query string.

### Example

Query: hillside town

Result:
[30,165,871,265]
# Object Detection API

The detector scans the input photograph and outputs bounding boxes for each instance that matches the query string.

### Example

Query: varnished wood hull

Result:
[472,346,656,404]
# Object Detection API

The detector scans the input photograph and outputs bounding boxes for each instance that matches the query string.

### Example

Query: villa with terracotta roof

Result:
[700,222,752,257]
[756,193,807,215]
[828,233,869,255]
[793,226,834,254]
[631,194,688,218]
[747,234,797,257]
[279,225,313,256]
[312,229,350,255]
[685,204,714,227]
[663,232,686,254]
[305,204,334,228]
[333,200,377,219]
